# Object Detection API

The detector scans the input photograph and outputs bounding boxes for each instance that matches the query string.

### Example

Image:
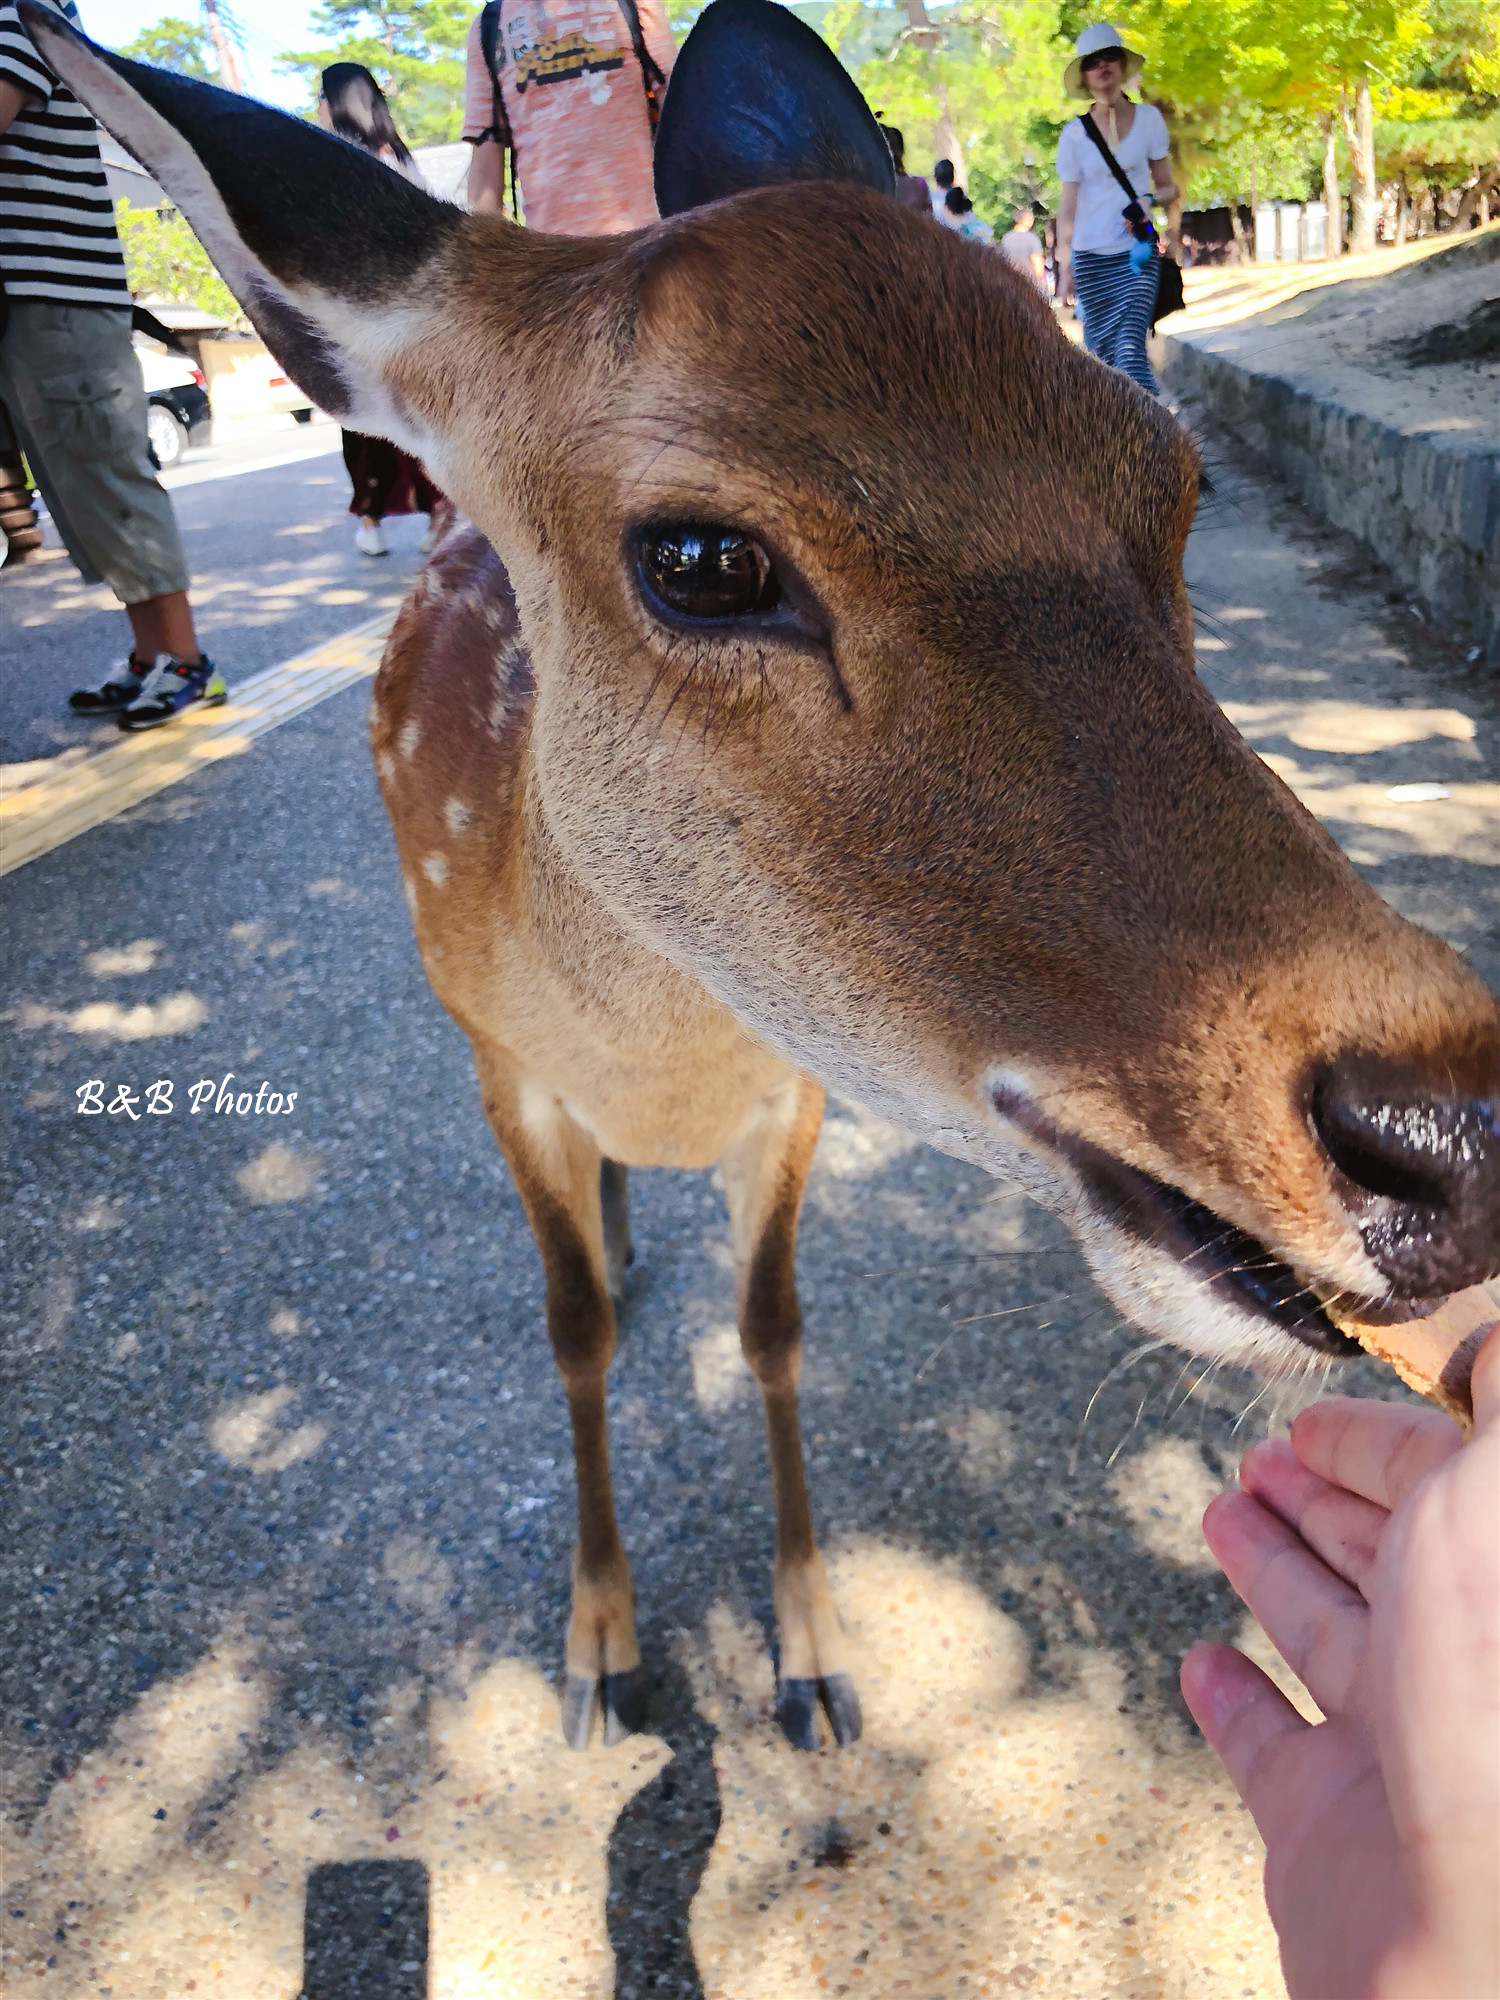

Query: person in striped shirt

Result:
[0,0,221,730]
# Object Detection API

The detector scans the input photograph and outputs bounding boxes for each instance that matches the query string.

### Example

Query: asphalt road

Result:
[0,431,1495,1999]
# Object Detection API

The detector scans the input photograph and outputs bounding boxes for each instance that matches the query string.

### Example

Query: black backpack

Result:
[475,0,667,218]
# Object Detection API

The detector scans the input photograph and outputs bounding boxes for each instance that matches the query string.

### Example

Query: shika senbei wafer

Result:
[1328,1282,1500,1429]
[24,0,1498,1755]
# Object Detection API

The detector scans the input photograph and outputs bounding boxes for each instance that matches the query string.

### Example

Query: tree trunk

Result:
[934,87,966,191]
[1321,114,1343,256]
[1346,76,1377,254]
[901,0,964,188]
[202,0,241,91]
[1394,172,1409,247]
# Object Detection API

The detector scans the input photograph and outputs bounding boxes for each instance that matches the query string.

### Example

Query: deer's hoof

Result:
[776,1674,862,1751]
[602,1666,646,1744]
[561,1674,598,1751]
[820,1672,863,1746]
[560,1667,647,1749]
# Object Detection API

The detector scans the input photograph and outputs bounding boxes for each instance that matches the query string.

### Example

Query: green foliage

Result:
[1375,107,1500,174]
[279,0,470,144]
[114,201,242,319]
[1098,0,1497,209]
[118,14,213,77]
[803,0,1070,222]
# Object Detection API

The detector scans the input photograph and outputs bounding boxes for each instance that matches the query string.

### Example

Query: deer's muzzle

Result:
[1311,1058,1500,1301]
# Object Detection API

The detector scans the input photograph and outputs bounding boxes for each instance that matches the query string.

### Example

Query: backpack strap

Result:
[614,0,667,131]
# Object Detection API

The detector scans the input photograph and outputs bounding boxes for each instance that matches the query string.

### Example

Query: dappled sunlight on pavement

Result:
[0,1634,671,1998]
[0,1547,1284,2000]
[1186,456,1498,988]
[686,1544,1279,2000]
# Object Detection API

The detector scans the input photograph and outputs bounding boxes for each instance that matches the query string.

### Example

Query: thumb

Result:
[1469,1318,1500,1433]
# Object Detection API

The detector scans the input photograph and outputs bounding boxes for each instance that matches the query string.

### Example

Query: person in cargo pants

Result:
[0,0,219,730]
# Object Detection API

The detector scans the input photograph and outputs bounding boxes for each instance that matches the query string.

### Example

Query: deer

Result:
[27,0,1498,1759]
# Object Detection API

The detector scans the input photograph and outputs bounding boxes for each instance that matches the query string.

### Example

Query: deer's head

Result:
[31,0,1496,1378]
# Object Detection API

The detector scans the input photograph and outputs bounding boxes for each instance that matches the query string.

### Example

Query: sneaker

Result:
[118,654,226,733]
[69,654,150,713]
[355,521,388,557]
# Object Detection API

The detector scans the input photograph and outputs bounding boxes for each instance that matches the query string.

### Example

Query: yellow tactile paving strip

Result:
[0,612,394,880]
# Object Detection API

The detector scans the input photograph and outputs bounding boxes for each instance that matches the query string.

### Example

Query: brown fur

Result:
[369,186,1498,1744]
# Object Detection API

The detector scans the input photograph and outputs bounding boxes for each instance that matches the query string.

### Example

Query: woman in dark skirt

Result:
[1053,24,1177,396]
[318,64,448,556]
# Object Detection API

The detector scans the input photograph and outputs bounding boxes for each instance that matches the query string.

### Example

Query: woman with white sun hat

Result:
[1054,23,1178,394]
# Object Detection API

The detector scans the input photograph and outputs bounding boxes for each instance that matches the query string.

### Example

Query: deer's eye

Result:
[637,524,781,622]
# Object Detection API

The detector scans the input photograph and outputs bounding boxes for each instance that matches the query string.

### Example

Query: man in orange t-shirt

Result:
[463,0,676,235]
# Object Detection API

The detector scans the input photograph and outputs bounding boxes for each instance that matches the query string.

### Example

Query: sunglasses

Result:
[1080,48,1127,70]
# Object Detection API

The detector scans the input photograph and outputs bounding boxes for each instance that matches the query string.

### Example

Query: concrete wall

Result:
[1160,320,1500,664]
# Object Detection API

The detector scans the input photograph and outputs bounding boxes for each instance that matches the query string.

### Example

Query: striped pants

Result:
[1073,249,1159,395]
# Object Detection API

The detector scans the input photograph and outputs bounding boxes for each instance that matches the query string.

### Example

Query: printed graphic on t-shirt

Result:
[510,22,624,100]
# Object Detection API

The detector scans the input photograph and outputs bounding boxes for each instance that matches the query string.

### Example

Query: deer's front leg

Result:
[471,1041,644,1751]
[721,1077,861,1752]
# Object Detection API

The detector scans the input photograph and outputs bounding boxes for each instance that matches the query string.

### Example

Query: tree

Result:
[119,14,213,78]
[279,0,470,145]
[114,200,241,318]
[812,0,1069,222]
[1106,0,1437,250]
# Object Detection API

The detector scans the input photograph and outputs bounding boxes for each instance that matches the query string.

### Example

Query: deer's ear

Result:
[653,0,894,217]
[17,1,459,441]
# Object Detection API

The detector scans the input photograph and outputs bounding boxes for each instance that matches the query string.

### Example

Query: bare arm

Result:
[1055,180,1079,306]
[1150,156,1179,209]
[467,138,504,214]
[0,77,34,133]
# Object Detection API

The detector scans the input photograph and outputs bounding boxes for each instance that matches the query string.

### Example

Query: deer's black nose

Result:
[1312,1058,1500,1298]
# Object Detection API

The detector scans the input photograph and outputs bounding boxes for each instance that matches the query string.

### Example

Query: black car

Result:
[145,378,213,470]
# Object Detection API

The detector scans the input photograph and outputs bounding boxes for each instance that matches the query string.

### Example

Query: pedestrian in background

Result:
[880,124,931,215]
[318,64,446,560]
[999,203,1046,288]
[1054,22,1177,396]
[0,0,218,730]
[942,187,993,245]
[463,0,675,232]
[931,156,958,225]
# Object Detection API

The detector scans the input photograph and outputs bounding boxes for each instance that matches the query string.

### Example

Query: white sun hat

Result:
[1064,22,1145,98]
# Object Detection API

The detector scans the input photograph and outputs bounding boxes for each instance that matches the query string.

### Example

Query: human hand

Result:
[1181,1326,1500,2000]
[1059,260,1075,308]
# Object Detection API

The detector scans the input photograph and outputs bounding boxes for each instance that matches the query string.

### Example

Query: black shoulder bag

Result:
[1076,110,1184,328]
[476,0,667,216]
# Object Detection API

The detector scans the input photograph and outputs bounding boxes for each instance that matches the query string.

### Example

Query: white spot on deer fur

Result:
[422,852,449,887]
[403,874,417,916]
[399,719,421,761]
[445,798,473,836]
[376,750,396,782]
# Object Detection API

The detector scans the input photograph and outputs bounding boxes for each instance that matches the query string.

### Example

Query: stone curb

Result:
[1160,327,1500,663]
